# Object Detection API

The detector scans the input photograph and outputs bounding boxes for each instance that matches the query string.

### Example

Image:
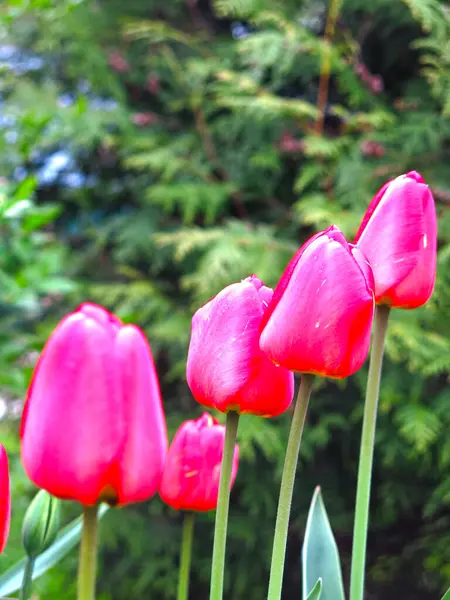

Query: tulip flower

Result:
[354,171,437,309]
[259,225,374,378]
[0,444,10,554]
[160,413,239,512]
[21,303,168,507]
[186,275,294,417]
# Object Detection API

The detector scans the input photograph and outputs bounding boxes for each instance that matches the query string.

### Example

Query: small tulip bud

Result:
[159,413,239,512]
[22,490,61,558]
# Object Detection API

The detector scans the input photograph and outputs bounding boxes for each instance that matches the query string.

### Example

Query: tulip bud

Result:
[22,490,61,558]
[186,276,294,417]
[159,413,239,512]
[355,171,437,309]
[260,226,374,378]
[21,303,168,506]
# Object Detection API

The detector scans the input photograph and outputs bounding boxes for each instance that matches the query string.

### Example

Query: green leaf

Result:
[0,505,109,596]
[22,204,62,232]
[13,177,37,202]
[302,487,345,600]
[305,578,323,600]
[441,586,450,600]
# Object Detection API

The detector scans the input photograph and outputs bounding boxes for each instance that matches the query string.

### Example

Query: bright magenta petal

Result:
[21,311,125,505]
[159,413,238,512]
[260,228,374,377]
[187,281,263,408]
[356,172,436,308]
[186,279,294,416]
[0,445,10,554]
[350,245,375,294]
[114,326,168,505]
[383,186,437,308]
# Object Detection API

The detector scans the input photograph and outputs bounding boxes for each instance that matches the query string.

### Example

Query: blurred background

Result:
[1,0,450,598]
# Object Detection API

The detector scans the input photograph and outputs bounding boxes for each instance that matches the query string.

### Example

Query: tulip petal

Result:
[260,231,374,377]
[384,186,437,308]
[350,245,375,294]
[0,445,10,554]
[21,313,124,505]
[114,326,168,505]
[159,414,238,512]
[356,175,430,305]
[187,281,294,415]
[187,282,264,408]
[260,231,323,333]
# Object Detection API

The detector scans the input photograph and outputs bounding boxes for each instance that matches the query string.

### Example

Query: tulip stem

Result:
[19,557,35,600]
[350,304,390,600]
[267,374,315,600]
[210,410,239,600]
[77,504,99,600]
[178,512,195,600]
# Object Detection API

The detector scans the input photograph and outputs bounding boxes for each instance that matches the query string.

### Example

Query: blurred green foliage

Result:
[1,0,450,598]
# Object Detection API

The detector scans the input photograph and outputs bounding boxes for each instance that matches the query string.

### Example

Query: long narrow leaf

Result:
[0,504,109,596]
[442,586,450,600]
[305,578,322,600]
[302,487,345,600]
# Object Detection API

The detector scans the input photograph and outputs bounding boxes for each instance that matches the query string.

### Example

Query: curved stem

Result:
[350,304,390,600]
[77,504,99,600]
[177,512,195,600]
[209,410,239,600]
[267,374,315,600]
[19,557,35,600]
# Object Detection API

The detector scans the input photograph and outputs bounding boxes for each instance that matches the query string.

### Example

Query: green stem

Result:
[350,304,390,600]
[177,512,195,600]
[267,374,315,600]
[19,557,35,600]
[77,504,99,600]
[209,410,239,600]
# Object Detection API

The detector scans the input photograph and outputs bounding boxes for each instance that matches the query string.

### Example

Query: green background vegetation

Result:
[1,0,450,597]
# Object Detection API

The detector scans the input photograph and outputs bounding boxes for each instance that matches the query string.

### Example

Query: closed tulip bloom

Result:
[355,171,437,309]
[186,276,294,417]
[160,413,239,512]
[259,226,374,378]
[21,303,168,506]
[0,444,10,554]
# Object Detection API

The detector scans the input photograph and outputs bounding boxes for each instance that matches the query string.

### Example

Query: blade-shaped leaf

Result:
[441,586,450,600]
[0,504,109,596]
[302,487,345,600]
[305,577,322,600]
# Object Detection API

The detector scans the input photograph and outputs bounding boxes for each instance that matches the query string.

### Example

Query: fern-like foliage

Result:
[3,0,450,597]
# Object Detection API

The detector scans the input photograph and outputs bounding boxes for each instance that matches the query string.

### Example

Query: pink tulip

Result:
[355,171,437,308]
[186,276,294,417]
[0,444,10,554]
[259,226,374,378]
[159,413,239,512]
[21,303,168,506]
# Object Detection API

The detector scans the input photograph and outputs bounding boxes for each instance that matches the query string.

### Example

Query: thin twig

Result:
[315,0,342,135]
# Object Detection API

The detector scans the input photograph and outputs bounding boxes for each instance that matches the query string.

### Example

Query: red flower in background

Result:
[159,413,239,512]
